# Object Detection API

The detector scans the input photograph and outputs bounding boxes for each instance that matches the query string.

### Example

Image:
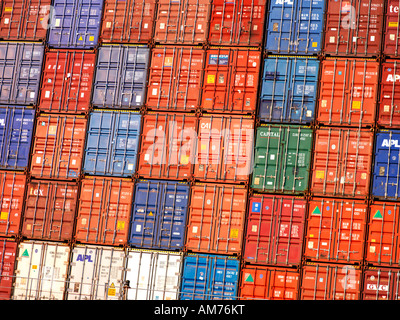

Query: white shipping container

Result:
[13,241,70,300]
[125,249,183,300]
[66,245,126,300]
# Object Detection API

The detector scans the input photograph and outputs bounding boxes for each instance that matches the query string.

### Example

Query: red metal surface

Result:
[146,46,205,111]
[383,0,400,58]
[0,239,17,300]
[75,176,134,246]
[193,114,254,183]
[22,180,78,241]
[363,266,400,300]
[153,0,211,45]
[100,0,156,44]
[185,183,247,255]
[324,0,384,57]
[317,58,379,127]
[39,50,96,113]
[243,195,306,267]
[304,198,367,264]
[137,112,197,180]
[310,127,373,198]
[301,262,361,300]
[378,60,400,127]
[30,114,87,180]
[0,171,26,237]
[201,47,261,114]
[239,266,300,300]
[208,0,266,46]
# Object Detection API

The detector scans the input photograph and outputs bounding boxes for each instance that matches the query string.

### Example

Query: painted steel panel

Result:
[378,61,400,128]
[363,267,400,300]
[0,239,17,300]
[259,56,319,124]
[83,110,141,177]
[384,0,400,58]
[129,180,189,250]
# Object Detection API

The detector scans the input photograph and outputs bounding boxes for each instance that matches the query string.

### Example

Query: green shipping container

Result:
[251,125,313,194]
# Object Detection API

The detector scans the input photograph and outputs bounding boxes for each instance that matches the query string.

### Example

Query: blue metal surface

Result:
[265,0,326,55]
[180,254,240,300]
[129,180,190,250]
[259,56,319,124]
[83,110,141,177]
[92,45,150,109]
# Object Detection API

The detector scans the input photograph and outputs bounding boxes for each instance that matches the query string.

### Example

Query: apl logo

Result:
[76,254,94,262]
[275,0,294,5]
[386,74,400,82]
[381,139,400,148]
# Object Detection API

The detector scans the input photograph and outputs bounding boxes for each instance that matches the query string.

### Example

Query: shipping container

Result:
[13,240,70,300]
[22,180,78,241]
[239,266,300,300]
[324,0,384,57]
[146,46,205,111]
[48,0,104,49]
[0,238,17,300]
[180,253,240,300]
[380,0,400,58]
[243,195,306,266]
[137,112,197,180]
[75,176,134,246]
[66,244,125,300]
[0,0,51,41]
[194,114,254,183]
[129,180,189,250]
[301,262,361,300]
[30,114,87,180]
[125,249,183,300]
[39,50,96,113]
[208,0,267,47]
[304,198,367,264]
[251,124,313,194]
[83,110,141,177]
[0,42,44,105]
[259,56,319,124]
[100,0,156,44]
[265,0,326,55]
[0,106,35,170]
[363,266,400,300]
[92,45,150,109]
[185,183,247,255]
[153,0,211,45]
[310,127,373,198]
[201,47,261,114]
[0,171,26,237]
[317,58,379,127]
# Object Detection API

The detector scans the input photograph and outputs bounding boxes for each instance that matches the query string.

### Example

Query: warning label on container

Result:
[312,206,321,215]
[244,273,254,283]
[373,210,383,219]
[108,283,116,296]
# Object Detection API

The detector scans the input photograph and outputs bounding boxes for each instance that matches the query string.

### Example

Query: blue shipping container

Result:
[48,0,104,48]
[92,45,150,109]
[129,180,190,250]
[265,0,326,55]
[259,56,319,124]
[0,43,44,105]
[180,254,240,300]
[372,131,400,200]
[83,110,141,177]
[0,106,35,170]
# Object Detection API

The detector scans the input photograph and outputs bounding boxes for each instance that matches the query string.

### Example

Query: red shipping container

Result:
[304,198,367,264]
[100,0,156,44]
[363,266,400,300]
[301,262,361,300]
[208,0,266,47]
[0,239,17,300]
[146,47,205,111]
[324,0,384,57]
[30,114,87,180]
[310,127,373,198]
[0,171,26,237]
[185,183,247,255]
[137,112,197,180]
[22,180,78,241]
[75,176,134,246]
[317,58,379,127]
[243,195,306,267]
[239,266,300,300]
[383,0,400,58]
[39,50,96,113]
[153,0,211,45]
[0,0,51,41]
[194,114,254,183]
[201,47,261,114]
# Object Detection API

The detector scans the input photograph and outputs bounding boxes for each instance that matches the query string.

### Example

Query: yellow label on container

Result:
[108,283,116,296]
[180,155,189,165]
[164,57,173,67]
[117,221,125,230]
[89,36,94,41]
[312,42,318,47]
[230,229,239,239]
[207,75,216,84]
[0,212,8,220]
[352,101,361,110]
[316,170,325,179]
[201,144,207,151]
[4,8,13,12]
[389,22,399,28]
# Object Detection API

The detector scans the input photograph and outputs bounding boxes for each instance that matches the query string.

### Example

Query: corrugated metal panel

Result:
[363,267,400,300]
[0,238,17,300]
[383,0,400,58]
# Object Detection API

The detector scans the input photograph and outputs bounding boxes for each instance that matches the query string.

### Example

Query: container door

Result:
[180,254,210,300]
[208,255,239,299]
[379,61,400,127]
[0,0,25,39]
[0,239,17,300]
[384,0,400,58]
[363,268,394,300]
[48,0,77,47]
[74,0,103,48]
